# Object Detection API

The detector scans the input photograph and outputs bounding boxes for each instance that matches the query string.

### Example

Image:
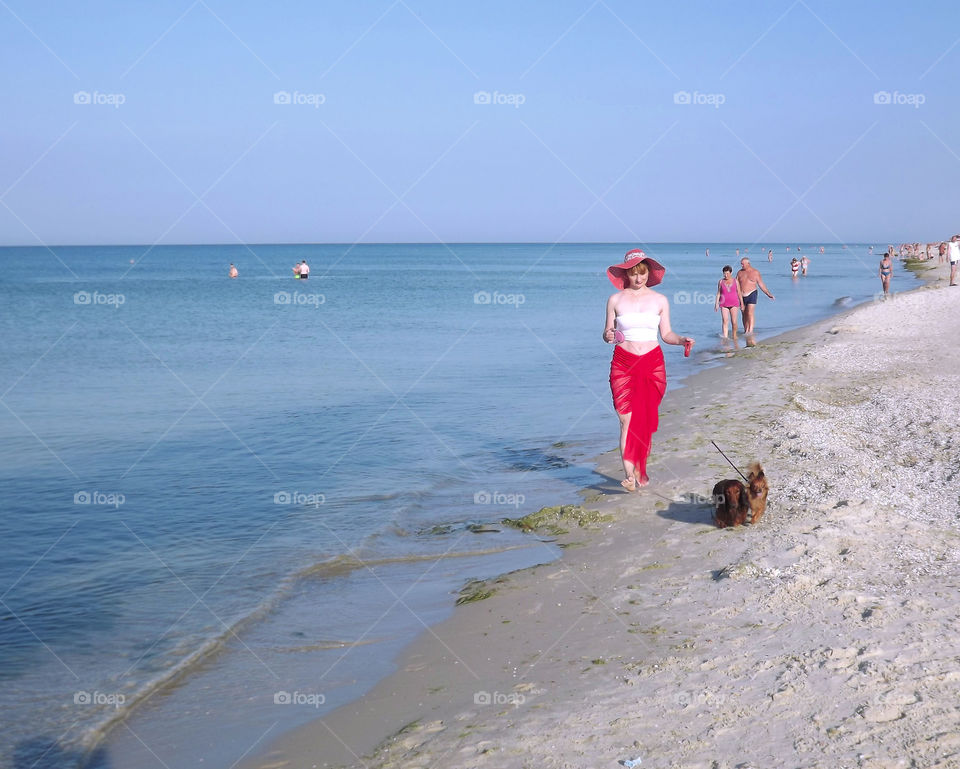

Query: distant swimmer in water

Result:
[801,255,810,275]
[705,248,710,257]
[735,248,740,256]
[229,263,238,279]
[767,249,773,262]
[791,257,800,278]
[869,245,874,253]
[879,251,893,295]
[298,260,310,280]
[819,246,824,254]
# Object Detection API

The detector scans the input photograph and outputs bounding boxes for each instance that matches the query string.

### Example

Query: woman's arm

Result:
[603,294,617,343]
[657,294,690,346]
[714,279,722,311]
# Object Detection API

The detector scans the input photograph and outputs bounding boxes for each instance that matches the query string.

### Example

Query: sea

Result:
[0,242,909,769]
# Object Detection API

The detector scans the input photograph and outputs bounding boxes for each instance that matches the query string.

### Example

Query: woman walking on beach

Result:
[603,249,694,491]
[714,265,744,339]
[879,251,893,296]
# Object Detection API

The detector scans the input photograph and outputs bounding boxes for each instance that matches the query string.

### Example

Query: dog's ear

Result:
[748,461,764,481]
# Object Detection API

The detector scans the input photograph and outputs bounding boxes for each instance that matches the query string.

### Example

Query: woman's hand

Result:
[603,327,615,343]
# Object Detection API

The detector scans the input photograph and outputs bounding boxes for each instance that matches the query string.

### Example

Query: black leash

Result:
[711,440,749,483]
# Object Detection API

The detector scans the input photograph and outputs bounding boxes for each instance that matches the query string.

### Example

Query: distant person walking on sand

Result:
[939,242,947,264]
[879,252,893,296]
[714,265,744,339]
[736,257,775,334]
[949,235,960,286]
[603,249,694,491]
[298,260,310,280]
[229,263,238,279]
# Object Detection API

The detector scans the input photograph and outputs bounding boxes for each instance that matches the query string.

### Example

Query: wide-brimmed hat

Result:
[606,248,666,289]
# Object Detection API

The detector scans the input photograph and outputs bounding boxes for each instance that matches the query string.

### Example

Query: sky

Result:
[1,0,959,246]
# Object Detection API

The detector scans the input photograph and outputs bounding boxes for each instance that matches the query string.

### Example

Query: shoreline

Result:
[243,260,948,769]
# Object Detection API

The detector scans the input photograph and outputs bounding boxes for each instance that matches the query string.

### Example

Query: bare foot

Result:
[637,474,650,487]
[620,477,637,492]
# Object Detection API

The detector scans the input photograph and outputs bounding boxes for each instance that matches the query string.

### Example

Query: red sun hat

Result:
[606,248,666,289]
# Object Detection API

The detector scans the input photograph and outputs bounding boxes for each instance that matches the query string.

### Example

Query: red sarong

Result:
[609,345,667,478]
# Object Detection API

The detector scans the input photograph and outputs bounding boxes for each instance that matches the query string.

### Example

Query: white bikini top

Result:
[616,311,659,342]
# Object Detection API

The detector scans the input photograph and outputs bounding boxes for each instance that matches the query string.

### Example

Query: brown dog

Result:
[712,462,768,528]
[745,462,768,525]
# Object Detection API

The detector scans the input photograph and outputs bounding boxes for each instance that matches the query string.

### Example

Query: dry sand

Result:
[248,261,960,769]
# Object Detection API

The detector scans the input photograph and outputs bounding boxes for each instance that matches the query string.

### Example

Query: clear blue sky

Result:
[2,0,958,245]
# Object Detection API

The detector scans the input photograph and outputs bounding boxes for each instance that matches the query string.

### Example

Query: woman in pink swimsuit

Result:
[713,265,744,339]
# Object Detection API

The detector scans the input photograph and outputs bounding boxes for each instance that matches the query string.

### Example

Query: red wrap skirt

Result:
[609,345,667,477]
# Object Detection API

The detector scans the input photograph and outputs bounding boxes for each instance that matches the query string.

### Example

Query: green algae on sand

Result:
[501,504,612,536]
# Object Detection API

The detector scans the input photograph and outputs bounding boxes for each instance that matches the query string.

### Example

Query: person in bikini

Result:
[736,257,775,334]
[713,265,744,339]
[603,250,694,491]
[879,251,893,296]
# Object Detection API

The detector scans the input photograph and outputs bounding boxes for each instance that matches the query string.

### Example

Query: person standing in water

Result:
[736,257,775,334]
[603,249,694,491]
[714,265,744,339]
[878,251,893,296]
[229,263,238,279]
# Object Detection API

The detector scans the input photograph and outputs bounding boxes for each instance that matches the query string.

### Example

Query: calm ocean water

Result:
[0,243,909,768]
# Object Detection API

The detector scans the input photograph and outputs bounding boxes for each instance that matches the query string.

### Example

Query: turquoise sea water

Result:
[0,242,909,769]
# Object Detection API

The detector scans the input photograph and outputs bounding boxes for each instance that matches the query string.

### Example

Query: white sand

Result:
[249,262,960,769]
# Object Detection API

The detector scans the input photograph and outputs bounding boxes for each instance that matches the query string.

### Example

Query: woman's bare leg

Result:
[618,411,636,486]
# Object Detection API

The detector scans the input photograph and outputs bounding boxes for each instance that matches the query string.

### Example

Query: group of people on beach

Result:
[876,235,960,294]
[712,257,775,339]
[599,236,960,494]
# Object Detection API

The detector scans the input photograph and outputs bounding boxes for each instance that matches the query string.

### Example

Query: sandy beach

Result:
[247,260,959,769]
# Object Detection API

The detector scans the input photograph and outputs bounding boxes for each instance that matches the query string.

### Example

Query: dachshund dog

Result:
[712,462,768,528]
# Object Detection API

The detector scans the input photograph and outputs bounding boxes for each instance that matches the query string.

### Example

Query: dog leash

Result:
[711,440,750,483]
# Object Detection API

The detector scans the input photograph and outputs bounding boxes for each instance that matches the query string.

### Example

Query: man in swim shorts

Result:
[949,235,960,286]
[736,257,775,333]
